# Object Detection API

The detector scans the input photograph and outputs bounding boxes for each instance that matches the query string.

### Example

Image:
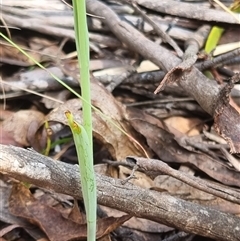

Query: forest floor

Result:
[0,0,240,241]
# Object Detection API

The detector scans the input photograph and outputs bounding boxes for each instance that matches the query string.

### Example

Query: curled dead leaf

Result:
[2,110,45,147]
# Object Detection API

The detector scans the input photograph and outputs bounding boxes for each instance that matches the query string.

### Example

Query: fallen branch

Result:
[0,144,240,241]
[135,0,240,24]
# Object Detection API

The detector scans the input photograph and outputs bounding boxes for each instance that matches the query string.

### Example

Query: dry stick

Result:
[184,25,211,59]
[177,24,205,74]
[122,0,183,58]
[126,156,240,204]
[220,56,240,67]
[0,144,240,241]
[1,6,120,49]
[196,48,240,71]
[134,0,240,24]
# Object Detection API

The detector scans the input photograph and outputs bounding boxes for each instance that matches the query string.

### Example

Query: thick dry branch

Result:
[196,48,240,71]
[135,0,240,24]
[0,144,240,241]
[1,5,120,48]
[126,156,240,204]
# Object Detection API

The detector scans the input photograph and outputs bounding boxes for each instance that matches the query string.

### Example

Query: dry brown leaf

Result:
[0,124,21,146]
[164,116,203,136]
[2,110,45,147]
[127,107,240,187]
[153,175,240,215]
[0,40,42,66]
[46,79,150,160]
[99,205,174,233]
[0,37,64,66]
[47,98,142,160]
[9,183,131,241]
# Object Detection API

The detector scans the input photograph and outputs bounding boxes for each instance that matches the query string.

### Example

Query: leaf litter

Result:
[0,0,240,241]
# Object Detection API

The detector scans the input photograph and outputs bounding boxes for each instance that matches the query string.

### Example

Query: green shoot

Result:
[65,111,96,241]
[205,26,224,54]
[43,121,52,156]
[72,0,92,149]
[71,0,96,240]
[205,1,240,54]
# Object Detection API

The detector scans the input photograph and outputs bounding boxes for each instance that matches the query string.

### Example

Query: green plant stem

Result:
[65,111,96,241]
[72,0,92,150]
[72,1,96,240]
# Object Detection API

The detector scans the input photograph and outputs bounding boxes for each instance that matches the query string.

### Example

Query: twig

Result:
[196,48,240,71]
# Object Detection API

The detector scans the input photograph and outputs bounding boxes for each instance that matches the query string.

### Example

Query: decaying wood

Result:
[0,144,240,241]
